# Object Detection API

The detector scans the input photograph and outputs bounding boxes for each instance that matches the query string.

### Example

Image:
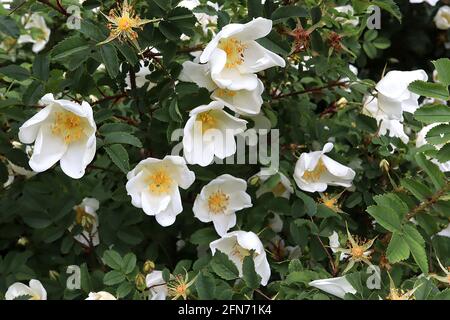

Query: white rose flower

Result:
[18,94,97,179]
[17,13,51,53]
[5,279,47,300]
[179,61,264,115]
[363,70,428,120]
[193,174,252,236]
[334,5,359,26]
[416,123,450,172]
[182,101,247,166]
[72,198,100,247]
[199,17,285,91]
[309,276,357,299]
[85,291,116,300]
[146,270,168,300]
[124,60,155,90]
[378,119,410,144]
[210,230,271,285]
[434,5,450,30]
[250,170,294,199]
[126,156,195,226]
[294,143,356,193]
[409,0,439,5]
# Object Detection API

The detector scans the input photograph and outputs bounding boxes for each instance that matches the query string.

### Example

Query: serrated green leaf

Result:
[104,270,126,285]
[403,224,429,274]
[432,58,450,86]
[103,132,143,148]
[415,105,450,124]
[102,250,123,270]
[0,65,29,81]
[408,81,449,101]
[366,205,402,232]
[210,250,239,281]
[122,253,137,274]
[415,153,446,190]
[100,44,119,79]
[195,272,216,299]
[104,144,130,174]
[386,233,410,263]
[242,255,261,289]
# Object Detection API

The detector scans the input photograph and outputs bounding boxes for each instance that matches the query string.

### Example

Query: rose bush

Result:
[0,0,449,300]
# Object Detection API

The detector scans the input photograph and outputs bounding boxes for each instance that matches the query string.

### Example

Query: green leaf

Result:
[247,0,263,18]
[32,54,50,81]
[366,205,402,232]
[386,233,410,263]
[121,253,137,274]
[372,0,402,21]
[435,143,450,163]
[195,272,216,299]
[51,36,91,70]
[104,270,126,285]
[0,15,19,37]
[403,224,429,274]
[103,132,143,148]
[408,81,449,101]
[116,282,133,298]
[415,153,446,190]
[190,227,217,246]
[242,255,261,289]
[102,250,123,270]
[415,105,450,124]
[295,190,317,217]
[0,65,30,81]
[100,44,120,79]
[432,58,450,86]
[271,5,308,23]
[426,124,450,145]
[400,178,432,201]
[104,144,130,174]
[23,81,44,106]
[210,250,239,281]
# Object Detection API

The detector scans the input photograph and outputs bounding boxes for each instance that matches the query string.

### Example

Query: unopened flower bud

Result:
[17,236,29,246]
[135,273,146,291]
[380,159,390,172]
[248,176,260,186]
[143,260,155,274]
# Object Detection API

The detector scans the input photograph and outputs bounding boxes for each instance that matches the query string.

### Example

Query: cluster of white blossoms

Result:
[363,70,428,145]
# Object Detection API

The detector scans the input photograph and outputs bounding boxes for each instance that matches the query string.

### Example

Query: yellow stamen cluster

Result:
[197,111,217,133]
[272,182,287,197]
[52,111,86,144]
[218,37,247,69]
[387,288,415,301]
[215,88,237,98]
[75,206,95,232]
[167,273,195,300]
[231,243,252,261]
[146,169,173,195]
[207,190,229,214]
[302,159,327,182]
[99,0,154,47]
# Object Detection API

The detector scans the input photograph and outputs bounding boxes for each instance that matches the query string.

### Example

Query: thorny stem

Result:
[405,181,450,220]
[272,81,349,100]
[37,0,69,17]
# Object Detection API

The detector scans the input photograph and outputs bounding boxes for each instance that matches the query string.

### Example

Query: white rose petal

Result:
[18,94,97,179]
[126,156,195,226]
[309,276,356,299]
[210,230,271,285]
[294,143,356,193]
[193,174,252,236]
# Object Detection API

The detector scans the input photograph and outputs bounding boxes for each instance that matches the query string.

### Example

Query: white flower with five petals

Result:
[199,17,285,91]
[363,70,428,121]
[193,174,252,236]
[210,230,271,285]
[182,101,247,166]
[18,94,97,179]
[126,156,195,226]
[294,143,356,193]
[5,279,47,300]
[179,61,264,115]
